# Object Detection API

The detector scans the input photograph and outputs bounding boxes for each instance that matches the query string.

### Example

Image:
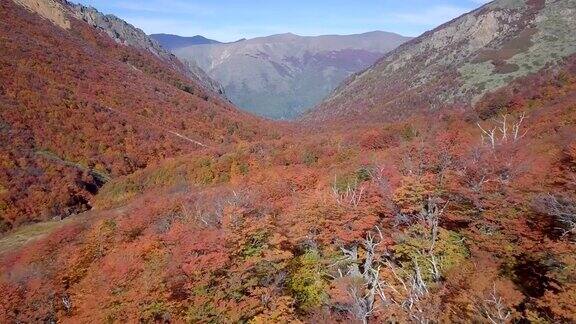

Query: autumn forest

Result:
[1,0,576,323]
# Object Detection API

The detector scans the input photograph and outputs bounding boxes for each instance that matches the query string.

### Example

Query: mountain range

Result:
[156,31,411,119]
[150,34,222,50]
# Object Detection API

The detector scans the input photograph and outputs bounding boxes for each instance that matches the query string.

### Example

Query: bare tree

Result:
[180,189,253,229]
[474,284,511,324]
[401,140,427,177]
[390,198,448,282]
[338,229,384,324]
[478,123,498,149]
[369,166,399,214]
[61,294,72,314]
[534,194,576,239]
[378,259,431,323]
[369,166,391,198]
[478,113,527,149]
[332,180,365,208]
[461,147,491,194]
[349,280,377,324]
[417,198,448,281]
[511,113,527,142]
[335,198,447,323]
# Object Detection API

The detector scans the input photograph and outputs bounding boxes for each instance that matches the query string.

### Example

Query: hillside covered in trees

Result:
[0,0,273,232]
[1,0,576,323]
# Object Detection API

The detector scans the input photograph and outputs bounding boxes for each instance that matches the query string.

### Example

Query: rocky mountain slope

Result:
[150,34,222,50]
[45,0,225,95]
[169,31,411,119]
[0,0,270,231]
[308,0,576,123]
[73,3,226,96]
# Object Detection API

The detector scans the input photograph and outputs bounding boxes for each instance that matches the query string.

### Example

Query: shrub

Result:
[302,151,319,166]
[393,176,435,214]
[332,167,372,194]
[288,250,327,311]
[355,167,372,182]
[474,89,510,120]
[186,298,223,323]
[567,142,576,166]
[359,129,397,150]
[92,178,141,209]
[141,301,170,323]
[393,224,469,282]
[400,124,419,141]
[242,231,269,258]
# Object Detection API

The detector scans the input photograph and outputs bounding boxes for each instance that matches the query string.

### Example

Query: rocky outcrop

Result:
[68,4,171,60]
[12,0,70,29]
[11,0,225,97]
[67,3,226,96]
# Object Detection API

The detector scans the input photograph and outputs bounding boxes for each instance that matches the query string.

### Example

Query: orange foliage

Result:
[0,0,276,230]
[2,1,576,322]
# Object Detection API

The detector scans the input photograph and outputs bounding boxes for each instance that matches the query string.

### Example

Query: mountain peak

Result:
[150,34,222,50]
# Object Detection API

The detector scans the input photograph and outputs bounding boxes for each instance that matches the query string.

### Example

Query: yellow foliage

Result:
[393,175,435,214]
[249,296,302,324]
[288,250,327,311]
[393,224,469,282]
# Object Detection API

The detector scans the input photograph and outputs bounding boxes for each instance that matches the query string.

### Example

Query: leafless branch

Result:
[534,194,576,239]
[478,113,528,149]
[474,284,511,324]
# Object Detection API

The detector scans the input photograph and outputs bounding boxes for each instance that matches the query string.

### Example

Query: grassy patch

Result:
[459,2,576,100]
[0,215,85,255]
[93,152,251,209]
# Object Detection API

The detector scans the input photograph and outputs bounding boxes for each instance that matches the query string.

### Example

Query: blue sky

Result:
[74,0,491,42]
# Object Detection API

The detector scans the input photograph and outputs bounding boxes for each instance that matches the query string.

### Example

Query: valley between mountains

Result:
[152,31,411,119]
[1,0,576,323]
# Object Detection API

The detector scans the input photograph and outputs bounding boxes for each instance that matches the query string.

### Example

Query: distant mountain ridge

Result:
[150,34,222,50]
[166,31,411,119]
[307,0,576,123]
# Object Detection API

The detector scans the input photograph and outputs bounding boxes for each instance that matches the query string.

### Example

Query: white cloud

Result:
[391,5,472,26]
[113,0,217,16]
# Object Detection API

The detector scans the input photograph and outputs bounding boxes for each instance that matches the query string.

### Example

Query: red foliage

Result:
[0,1,277,230]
